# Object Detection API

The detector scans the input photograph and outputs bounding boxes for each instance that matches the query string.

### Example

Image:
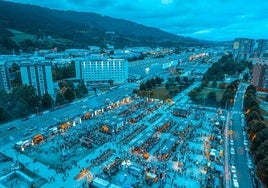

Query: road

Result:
[231,83,252,188]
[0,83,139,146]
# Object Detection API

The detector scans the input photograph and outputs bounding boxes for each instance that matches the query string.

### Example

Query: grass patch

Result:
[151,87,169,99]
[196,87,225,101]
[8,28,35,43]
[137,85,181,100]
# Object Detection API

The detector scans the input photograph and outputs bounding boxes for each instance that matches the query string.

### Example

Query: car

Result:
[7,126,16,130]
[230,147,235,155]
[230,155,235,165]
[233,180,240,188]
[232,173,238,183]
[230,139,234,146]
[28,127,37,132]
[23,131,32,137]
[244,140,248,146]
[231,165,236,173]
[248,161,253,169]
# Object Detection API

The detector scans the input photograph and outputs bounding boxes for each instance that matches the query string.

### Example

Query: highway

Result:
[231,83,252,188]
[0,83,138,147]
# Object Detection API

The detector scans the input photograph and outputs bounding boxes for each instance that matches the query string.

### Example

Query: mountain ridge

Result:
[0,1,203,53]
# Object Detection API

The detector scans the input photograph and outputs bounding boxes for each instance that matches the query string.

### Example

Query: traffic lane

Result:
[233,113,251,188]
[1,84,136,144]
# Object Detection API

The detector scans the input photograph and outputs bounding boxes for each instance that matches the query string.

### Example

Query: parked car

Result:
[230,147,235,155]
[231,165,236,173]
[233,180,239,188]
[233,174,238,182]
[230,139,234,146]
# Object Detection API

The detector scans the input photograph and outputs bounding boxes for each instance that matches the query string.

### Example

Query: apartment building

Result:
[0,61,10,92]
[20,60,54,96]
[251,58,268,91]
[0,55,20,92]
[233,38,255,61]
[233,38,268,61]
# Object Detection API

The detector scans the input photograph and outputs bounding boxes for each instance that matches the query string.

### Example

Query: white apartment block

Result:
[0,61,9,92]
[75,56,128,85]
[0,55,20,92]
[20,60,54,96]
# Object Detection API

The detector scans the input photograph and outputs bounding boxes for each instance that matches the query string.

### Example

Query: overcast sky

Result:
[8,0,268,41]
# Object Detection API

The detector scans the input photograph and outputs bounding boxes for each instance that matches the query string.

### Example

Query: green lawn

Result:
[197,87,225,101]
[8,28,36,43]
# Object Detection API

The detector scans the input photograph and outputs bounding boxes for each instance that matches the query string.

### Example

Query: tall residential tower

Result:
[20,60,54,96]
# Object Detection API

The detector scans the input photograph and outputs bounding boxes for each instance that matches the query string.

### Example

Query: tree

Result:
[13,100,29,118]
[212,80,217,87]
[64,87,75,102]
[188,89,198,101]
[256,156,268,187]
[182,77,188,83]
[250,128,268,153]
[108,79,114,87]
[219,82,226,89]
[0,107,9,123]
[140,83,146,91]
[243,73,249,81]
[151,78,156,88]
[165,82,170,90]
[55,93,65,105]
[155,76,162,85]
[175,76,181,83]
[246,111,263,124]
[78,80,88,95]
[93,87,97,95]
[254,139,268,165]
[201,79,209,87]
[145,80,152,89]
[207,91,217,105]
[41,92,54,110]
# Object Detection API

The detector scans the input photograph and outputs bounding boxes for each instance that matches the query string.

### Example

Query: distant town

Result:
[0,37,268,188]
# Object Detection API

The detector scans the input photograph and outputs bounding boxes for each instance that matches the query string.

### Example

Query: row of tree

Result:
[203,54,251,81]
[0,79,88,124]
[0,85,53,123]
[243,85,268,186]
[52,61,76,81]
[187,80,228,106]
[220,80,240,108]
[55,80,88,105]
[139,77,164,91]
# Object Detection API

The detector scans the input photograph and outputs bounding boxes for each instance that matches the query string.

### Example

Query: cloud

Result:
[7,0,268,41]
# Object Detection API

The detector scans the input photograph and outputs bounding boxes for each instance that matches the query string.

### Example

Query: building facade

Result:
[255,39,268,56]
[251,58,268,91]
[233,38,255,61]
[20,60,54,96]
[233,38,268,61]
[75,56,128,85]
[0,61,10,92]
[0,55,20,92]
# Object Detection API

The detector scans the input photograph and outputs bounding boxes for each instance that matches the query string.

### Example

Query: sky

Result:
[7,0,268,41]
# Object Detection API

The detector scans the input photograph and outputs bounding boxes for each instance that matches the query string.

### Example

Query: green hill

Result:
[0,1,203,53]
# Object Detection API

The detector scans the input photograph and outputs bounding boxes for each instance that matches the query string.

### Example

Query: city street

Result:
[231,83,252,188]
[0,83,138,146]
